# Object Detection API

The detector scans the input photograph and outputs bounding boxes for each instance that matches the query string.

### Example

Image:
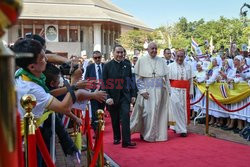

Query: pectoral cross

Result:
[152,70,156,78]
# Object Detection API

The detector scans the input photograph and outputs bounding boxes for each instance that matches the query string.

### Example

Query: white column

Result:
[21,23,24,37]
[89,26,93,56]
[107,30,110,54]
[77,25,80,42]
[101,28,104,53]
[67,24,70,42]
[82,26,88,49]
[93,23,102,51]
[111,30,115,49]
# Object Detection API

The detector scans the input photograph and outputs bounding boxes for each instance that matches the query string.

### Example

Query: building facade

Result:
[6,0,152,58]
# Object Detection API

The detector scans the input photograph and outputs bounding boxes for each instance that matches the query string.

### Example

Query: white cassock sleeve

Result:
[136,75,147,94]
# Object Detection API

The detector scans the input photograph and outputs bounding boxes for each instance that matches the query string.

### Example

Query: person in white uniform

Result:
[168,49,193,137]
[130,42,171,142]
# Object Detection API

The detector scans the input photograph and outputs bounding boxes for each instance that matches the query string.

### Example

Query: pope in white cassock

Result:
[130,42,171,142]
[168,49,193,137]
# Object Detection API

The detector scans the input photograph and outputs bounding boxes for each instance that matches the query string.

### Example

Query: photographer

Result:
[14,38,107,166]
[15,38,107,117]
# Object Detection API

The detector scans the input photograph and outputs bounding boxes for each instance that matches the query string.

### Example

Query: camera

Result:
[60,62,80,75]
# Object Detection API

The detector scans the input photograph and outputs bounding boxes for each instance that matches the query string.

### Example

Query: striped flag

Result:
[191,37,199,49]
[229,36,231,55]
[209,36,214,55]
[76,151,81,164]
[191,37,202,56]
[219,84,228,98]
[62,115,70,128]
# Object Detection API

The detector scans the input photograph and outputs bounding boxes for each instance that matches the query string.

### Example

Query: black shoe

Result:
[180,133,187,137]
[233,128,242,134]
[82,145,87,151]
[113,139,121,145]
[122,142,136,148]
[190,116,195,120]
[221,125,228,129]
[215,123,222,128]
[140,134,144,140]
[223,127,234,131]
[209,122,215,126]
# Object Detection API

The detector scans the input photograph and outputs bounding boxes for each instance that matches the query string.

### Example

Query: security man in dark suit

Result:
[85,50,105,131]
[103,45,137,148]
[164,48,174,65]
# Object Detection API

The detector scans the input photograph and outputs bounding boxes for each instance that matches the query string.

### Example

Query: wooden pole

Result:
[205,85,209,135]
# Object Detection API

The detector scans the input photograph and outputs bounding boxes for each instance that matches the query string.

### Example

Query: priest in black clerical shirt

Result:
[103,45,137,148]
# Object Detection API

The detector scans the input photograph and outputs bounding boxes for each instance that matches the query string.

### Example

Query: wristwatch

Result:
[71,84,78,91]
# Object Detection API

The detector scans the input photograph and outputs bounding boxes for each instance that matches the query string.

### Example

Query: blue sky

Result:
[111,0,248,28]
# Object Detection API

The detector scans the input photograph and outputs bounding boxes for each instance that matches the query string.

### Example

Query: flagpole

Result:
[229,36,232,57]
[209,36,213,55]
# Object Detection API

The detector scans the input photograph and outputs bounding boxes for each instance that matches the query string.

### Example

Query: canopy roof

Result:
[20,0,153,31]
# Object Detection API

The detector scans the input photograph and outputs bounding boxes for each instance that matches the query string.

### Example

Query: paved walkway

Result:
[55,120,249,166]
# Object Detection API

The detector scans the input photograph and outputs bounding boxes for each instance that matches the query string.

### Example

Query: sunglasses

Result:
[93,56,101,59]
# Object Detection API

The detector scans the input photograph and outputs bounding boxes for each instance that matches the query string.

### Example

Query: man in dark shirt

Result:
[103,45,136,148]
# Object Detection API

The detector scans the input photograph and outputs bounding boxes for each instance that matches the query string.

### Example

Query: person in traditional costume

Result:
[224,55,250,133]
[210,59,234,128]
[205,57,221,126]
[168,49,193,137]
[130,42,171,142]
[191,62,206,119]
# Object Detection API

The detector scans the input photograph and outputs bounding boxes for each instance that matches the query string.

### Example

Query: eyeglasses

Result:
[93,56,101,59]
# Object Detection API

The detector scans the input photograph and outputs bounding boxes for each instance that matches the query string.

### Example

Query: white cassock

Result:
[130,54,171,142]
[168,62,193,134]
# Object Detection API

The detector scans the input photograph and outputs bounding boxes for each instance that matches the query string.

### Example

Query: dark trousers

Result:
[40,114,77,157]
[90,100,105,131]
[108,96,131,143]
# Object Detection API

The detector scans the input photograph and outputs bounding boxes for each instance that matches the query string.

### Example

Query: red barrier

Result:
[190,93,205,105]
[90,131,104,167]
[35,129,55,167]
[27,135,37,167]
[85,109,94,151]
[16,112,24,167]
[210,94,250,112]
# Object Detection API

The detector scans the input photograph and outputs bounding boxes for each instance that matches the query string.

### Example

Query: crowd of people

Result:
[10,33,250,166]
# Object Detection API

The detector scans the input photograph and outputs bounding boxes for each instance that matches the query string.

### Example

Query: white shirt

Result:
[232,65,250,83]
[15,76,53,119]
[131,63,136,73]
[194,70,206,83]
[82,59,89,80]
[95,63,102,80]
[206,66,220,85]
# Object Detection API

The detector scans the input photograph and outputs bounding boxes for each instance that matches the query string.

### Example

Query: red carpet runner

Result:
[103,117,250,167]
